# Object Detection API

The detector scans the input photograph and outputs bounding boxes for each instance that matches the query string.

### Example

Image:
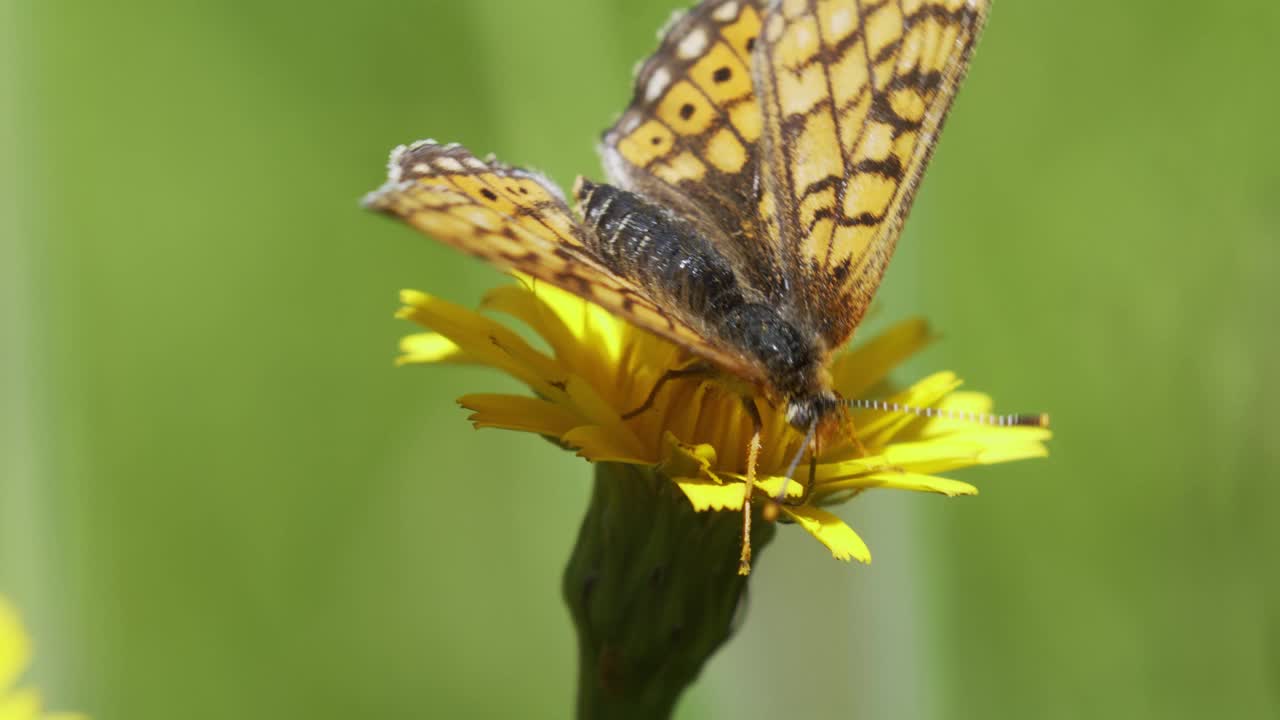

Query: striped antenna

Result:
[769,403,1049,508]
[847,399,1050,428]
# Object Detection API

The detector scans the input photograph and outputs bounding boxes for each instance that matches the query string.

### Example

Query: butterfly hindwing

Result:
[756,0,989,348]
[364,141,761,380]
[601,0,786,294]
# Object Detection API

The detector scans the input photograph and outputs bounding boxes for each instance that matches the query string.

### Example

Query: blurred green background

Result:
[2,0,1277,717]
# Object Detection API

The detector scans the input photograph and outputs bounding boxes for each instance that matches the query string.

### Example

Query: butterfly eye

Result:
[785,399,816,430]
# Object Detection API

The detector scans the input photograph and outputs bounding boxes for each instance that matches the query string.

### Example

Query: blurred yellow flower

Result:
[0,597,84,720]
[398,279,1049,565]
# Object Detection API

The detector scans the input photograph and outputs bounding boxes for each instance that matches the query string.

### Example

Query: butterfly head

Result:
[784,392,842,433]
[774,391,845,502]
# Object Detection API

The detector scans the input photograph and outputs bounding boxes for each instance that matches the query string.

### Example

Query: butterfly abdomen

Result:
[577,179,820,400]
[576,179,741,313]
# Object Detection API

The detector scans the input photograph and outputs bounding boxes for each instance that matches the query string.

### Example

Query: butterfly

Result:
[365,0,992,526]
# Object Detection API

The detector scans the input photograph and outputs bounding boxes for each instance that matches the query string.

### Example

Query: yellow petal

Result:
[811,453,890,482]
[974,439,1050,464]
[902,428,1048,468]
[658,432,719,483]
[482,284,583,367]
[885,439,981,467]
[780,506,871,563]
[676,478,747,511]
[939,390,993,413]
[817,433,1049,484]
[713,471,807,501]
[0,598,30,694]
[831,317,935,398]
[458,394,585,437]
[397,289,566,399]
[754,475,808,500]
[397,332,475,365]
[815,441,981,483]
[493,276,630,372]
[528,280,628,361]
[561,426,648,464]
[672,471,804,511]
[818,472,978,498]
[554,376,647,457]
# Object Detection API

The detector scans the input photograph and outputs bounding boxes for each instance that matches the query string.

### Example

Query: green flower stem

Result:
[563,462,777,719]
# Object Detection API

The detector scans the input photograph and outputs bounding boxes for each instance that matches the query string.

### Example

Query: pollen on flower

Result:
[396,278,1051,566]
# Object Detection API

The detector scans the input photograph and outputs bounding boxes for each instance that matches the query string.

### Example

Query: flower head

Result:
[398,278,1050,565]
[0,596,85,720]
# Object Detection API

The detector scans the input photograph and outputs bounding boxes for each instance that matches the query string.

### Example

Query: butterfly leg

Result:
[797,445,819,505]
[620,363,712,420]
[738,396,763,576]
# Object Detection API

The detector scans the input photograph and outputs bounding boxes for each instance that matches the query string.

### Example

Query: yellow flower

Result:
[0,597,85,720]
[398,278,1050,565]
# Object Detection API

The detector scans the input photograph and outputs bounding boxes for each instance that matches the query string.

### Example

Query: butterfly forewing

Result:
[364,141,761,380]
[755,0,989,348]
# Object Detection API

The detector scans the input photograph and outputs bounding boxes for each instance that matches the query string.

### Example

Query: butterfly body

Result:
[577,178,833,429]
[366,0,989,438]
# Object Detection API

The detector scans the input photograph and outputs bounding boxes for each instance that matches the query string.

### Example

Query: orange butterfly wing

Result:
[755,0,990,348]
[363,140,763,381]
